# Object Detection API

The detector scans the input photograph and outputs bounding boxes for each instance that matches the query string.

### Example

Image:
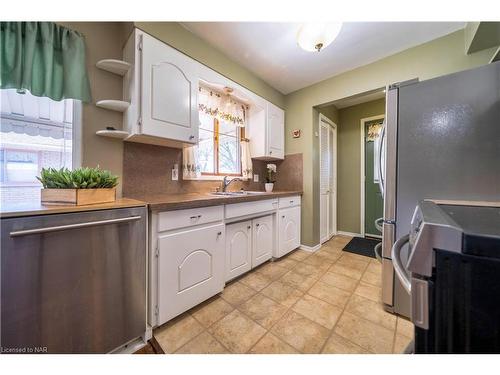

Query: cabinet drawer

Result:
[225,199,278,219]
[158,205,223,232]
[279,195,301,209]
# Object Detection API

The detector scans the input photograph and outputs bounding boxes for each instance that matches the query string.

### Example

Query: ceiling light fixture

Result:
[297,23,342,52]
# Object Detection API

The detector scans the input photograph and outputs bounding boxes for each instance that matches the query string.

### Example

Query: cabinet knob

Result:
[217,231,222,236]
[290,200,294,204]
[189,135,195,139]
[256,223,260,227]
[282,215,285,219]
[269,150,273,154]
[247,225,251,229]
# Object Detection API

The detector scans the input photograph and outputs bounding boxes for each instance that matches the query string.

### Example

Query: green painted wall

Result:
[285,29,496,246]
[134,22,285,109]
[337,99,385,234]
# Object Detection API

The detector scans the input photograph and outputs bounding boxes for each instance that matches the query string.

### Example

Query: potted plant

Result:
[265,163,276,192]
[37,167,118,205]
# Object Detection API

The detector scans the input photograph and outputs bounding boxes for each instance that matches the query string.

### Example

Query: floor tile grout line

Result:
[317,257,373,354]
[155,236,394,355]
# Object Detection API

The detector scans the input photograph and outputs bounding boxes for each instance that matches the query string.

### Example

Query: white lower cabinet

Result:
[225,220,252,281]
[225,214,274,281]
[157,223,225,325]
[252,215,273,267]
[278,206,301,258]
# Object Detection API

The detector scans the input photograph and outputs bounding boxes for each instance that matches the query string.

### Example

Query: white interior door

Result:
[320,115,337,243]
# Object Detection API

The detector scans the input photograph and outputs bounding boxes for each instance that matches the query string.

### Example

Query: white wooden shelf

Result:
[96,130,130,140]
[96,59,131,76]
[96,100,130,112]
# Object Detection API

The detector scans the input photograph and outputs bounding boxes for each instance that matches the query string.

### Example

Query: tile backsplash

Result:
[122,142,302,198]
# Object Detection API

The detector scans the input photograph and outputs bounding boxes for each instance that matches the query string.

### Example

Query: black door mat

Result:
[342,237,381,259]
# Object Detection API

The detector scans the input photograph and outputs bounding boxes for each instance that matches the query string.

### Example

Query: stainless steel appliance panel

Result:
[1,207,147,353]
[395,62,500,240]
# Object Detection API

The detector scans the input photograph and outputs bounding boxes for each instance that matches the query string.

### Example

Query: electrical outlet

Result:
[253,174,259,182]
[172,164,179,181]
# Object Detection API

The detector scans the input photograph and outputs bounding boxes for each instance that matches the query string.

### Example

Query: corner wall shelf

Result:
[96,130,130,140]
[96,59,131,76]
[96,100,130,112]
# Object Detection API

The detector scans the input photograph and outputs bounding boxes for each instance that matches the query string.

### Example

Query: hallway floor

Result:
[152,235,414,354]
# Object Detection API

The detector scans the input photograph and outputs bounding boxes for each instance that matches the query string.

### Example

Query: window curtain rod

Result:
[0,22,92,102]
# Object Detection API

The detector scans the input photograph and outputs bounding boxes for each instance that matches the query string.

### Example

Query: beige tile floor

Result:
[154,235,414,354]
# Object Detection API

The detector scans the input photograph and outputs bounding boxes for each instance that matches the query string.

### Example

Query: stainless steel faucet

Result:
[222,176,241,192]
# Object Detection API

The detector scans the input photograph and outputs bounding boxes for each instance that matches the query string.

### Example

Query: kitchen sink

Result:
[211,191,267,196]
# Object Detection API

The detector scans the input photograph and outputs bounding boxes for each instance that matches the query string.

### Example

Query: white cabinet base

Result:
[157,224,225,325]
[252,215,274,267]
[225,220,252,282]
[277,206,301,258]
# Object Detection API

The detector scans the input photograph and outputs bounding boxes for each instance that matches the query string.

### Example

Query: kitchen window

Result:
[198,112,242,176]
[0,89,81,205]
[183,84,251,180]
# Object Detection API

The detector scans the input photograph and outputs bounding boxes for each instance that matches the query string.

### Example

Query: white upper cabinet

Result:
[248,100,285,160]
[123,30,199,148]
[267,102,285,159]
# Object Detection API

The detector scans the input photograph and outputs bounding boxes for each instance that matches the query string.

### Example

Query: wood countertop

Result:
[0,198,147,219]
[126,191,303,212]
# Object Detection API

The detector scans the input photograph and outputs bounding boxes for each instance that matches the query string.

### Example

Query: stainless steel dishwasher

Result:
[0,206,147,353]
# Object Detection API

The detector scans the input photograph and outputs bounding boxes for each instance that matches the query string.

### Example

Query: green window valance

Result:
[0,22,91,102]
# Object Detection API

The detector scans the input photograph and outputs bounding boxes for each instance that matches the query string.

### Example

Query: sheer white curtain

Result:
[182,145,200,179]
[241,139,252,180]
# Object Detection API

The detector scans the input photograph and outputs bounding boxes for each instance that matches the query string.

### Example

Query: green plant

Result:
[37,167,118,189]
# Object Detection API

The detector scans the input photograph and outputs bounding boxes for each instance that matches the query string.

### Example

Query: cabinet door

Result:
[225,220,252,281]
[157,224,224,325]
[252,215,274,267]
[267,103,285,159]
[278,206,301,257]
[140,33,199,144]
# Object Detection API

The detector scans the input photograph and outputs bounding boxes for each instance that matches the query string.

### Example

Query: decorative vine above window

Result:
[198,85,248,127]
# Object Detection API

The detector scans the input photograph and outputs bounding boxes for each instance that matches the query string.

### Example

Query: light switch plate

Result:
[253,174,259,182]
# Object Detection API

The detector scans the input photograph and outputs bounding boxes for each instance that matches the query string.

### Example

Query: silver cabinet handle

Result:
[9,216,142,237]
[190,215,202,220]
[374,242,382,263]
[290,200,294,204]
[391,234,411,293]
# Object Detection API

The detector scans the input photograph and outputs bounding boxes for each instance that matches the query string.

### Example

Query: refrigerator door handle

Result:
[392,234,412,293]
[377,120,386,195]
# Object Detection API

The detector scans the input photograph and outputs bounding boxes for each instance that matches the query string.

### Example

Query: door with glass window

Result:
[364,119,384,236]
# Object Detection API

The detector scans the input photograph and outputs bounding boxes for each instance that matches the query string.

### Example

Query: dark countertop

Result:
[127,191,303,212]
[0,198,147,219]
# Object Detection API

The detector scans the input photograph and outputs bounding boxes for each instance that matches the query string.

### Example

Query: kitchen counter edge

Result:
[1,198,147,219]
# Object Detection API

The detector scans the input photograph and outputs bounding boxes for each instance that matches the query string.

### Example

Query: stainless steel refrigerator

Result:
[378,61,500,318]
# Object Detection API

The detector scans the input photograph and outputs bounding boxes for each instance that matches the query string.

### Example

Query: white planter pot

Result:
[265,183,274,192]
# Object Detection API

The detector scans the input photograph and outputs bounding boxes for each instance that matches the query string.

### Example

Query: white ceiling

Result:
[181,22,466,94]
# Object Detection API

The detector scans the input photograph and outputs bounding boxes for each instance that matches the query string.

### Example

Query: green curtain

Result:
[0,22,91,102]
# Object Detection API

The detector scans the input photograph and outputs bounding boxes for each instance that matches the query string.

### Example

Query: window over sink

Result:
[183,84,251,180]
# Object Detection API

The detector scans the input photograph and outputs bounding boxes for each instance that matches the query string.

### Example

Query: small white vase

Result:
[265,183,274,192]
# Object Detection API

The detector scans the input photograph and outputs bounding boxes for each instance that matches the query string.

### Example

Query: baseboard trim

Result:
[337,231,363,238]
[299,243,321,252]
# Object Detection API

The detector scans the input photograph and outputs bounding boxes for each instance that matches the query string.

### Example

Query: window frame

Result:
[200,117,243,178]
[0,90,82,190]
